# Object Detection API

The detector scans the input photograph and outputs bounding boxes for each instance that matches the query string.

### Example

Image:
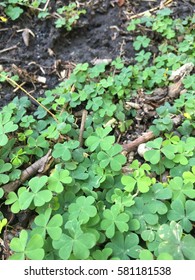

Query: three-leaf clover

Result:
[97,144,126,171]
[53,220,96,259]
[133,35,150,51]
[19,176,52,209]
[168,176,195,203]
[106,231,141,259]
[167,200,195,232]
[121,161,155,193]
[144,137,176,165]
[0,159,12,184]
[33,208,63,240]
[85,126,115,152]
[0,112,18,146]
[52,140,80,161]
[48,168,72,193]
[158,221,195,260]
[101,205,129,238]
[68,196,97,224]
[9,230,44,260]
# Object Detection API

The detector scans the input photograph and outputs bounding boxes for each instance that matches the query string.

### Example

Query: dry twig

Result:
[79,110,88,147]
[2,150,52,194]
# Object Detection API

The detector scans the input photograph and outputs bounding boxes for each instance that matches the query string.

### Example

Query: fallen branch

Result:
[2,150,52,194]
[0,45,18,54]
[122,130,155,153]
[79,109,88,147]
[122,115,183,153]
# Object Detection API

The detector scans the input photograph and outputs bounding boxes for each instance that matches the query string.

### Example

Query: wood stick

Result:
[0,45,18,54]
[2,150,52,194]
[79,109,88,147]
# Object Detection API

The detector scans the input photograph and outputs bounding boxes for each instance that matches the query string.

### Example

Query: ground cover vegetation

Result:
[0,1,195,260]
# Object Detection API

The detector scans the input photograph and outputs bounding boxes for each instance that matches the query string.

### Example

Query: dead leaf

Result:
[21,28,35,47]
[22,28,30,46]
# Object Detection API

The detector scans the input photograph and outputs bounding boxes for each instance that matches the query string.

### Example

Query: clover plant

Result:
[9,230,44,260]
[0,8,195,260]
[2,1,86,31]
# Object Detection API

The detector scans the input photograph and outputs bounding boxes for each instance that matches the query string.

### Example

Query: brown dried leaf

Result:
[22,28,30,46]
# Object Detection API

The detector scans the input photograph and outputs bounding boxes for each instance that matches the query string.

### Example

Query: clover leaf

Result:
[0,159,12,184]
[0,218,7,234]
[130,197,159,230]
[0,188,4,199]
[68,196,97,224]
[111,189,135,211]
[52,140,80,161]
[85,126,115,152]
[5,187,26,213]
[53,220,96,259]
[92,248,113,260]
[183,166,195,184]
[9,230,44,260]
[19,176,52,209]
[142,183,171,215]
[167,200,195,232]
[168,176,195,203]
[121,161,155,193]
[101,205,129,238]
[158,221,195,260]
[27,135,49,157]
[97,144,126,171]
[33,208,63,240]
[144,137,162,164]
[139,249,154,260]
[48,168,72,193]
[106,231,141,259]
[0,112,18,146]
[133,35,150,50]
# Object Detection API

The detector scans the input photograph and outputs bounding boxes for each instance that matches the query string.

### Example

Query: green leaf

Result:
[0,188,4,199]
[161,144,176,159]
[186,200,195,221]
[85,126,115,152]
[144,149,161,164]
[68,196,97,224]
[48,169,72,193]
[29,176,48,193]
[157,253,173,260]
[139,249,154,260]
[53,221,96,259]
[158,221,195,259]
[34,208,63,240]
[92,248,112,260]
[19,191,34,210]
[121,175,136,192]
[19,176,52,209]
[141,229,155,242]
[52,143,71,161]
[101,205,129,238]
[168,200,195,233]
[6,5,23,20]
[106,231,141,259]
[181,235,195,260]
[9,230,44,260]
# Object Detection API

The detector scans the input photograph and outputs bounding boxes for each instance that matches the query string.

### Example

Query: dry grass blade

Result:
[0,73,59,123]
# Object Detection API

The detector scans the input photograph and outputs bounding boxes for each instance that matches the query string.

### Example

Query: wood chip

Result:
[169,63,194,81]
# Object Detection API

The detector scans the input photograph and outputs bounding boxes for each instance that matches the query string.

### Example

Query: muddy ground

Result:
[0,0,194,109]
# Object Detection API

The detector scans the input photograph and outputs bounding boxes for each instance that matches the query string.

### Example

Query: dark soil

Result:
[0,0,194,108]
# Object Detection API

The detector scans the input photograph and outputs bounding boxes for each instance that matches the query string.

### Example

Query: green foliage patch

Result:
[0,7,195,260]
